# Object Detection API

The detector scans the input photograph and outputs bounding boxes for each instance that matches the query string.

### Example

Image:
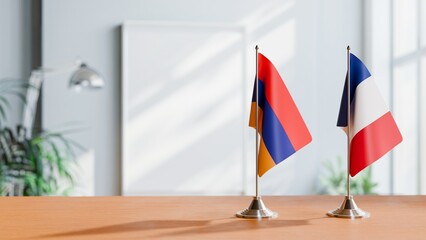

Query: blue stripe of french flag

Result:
[337,53,403,177]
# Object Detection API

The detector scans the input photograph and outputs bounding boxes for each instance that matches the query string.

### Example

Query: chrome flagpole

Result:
[327,46,369,219]
[256,44,260,199]
[236,45,277,219]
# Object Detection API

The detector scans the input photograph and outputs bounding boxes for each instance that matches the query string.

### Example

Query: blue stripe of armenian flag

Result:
[249,53,312,176]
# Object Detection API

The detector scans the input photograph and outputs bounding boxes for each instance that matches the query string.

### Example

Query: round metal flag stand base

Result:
[327,195,370,219]
[236,197,278,219]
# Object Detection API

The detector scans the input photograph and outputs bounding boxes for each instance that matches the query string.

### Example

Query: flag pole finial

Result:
[347,45,351,51]
[255,45,259,50]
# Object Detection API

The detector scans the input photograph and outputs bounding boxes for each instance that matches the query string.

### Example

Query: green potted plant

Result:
[0,79,81,196]
[318,156,378,195]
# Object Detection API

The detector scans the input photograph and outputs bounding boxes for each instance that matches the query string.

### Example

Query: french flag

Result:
[337,53,403,177]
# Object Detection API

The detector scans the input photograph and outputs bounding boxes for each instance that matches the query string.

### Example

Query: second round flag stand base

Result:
[236,196,277,219]
[327,195,370,219]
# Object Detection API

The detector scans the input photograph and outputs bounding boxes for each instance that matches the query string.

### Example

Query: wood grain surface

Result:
[0,196,425,239]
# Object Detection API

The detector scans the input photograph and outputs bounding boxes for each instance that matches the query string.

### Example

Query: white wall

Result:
[42,0,363,195]
[0,0,32,127]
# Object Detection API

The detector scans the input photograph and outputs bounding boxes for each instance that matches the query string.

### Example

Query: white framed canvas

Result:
[121,21,249,195]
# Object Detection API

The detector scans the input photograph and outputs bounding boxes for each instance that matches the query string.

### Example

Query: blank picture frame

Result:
[121,21,249,195]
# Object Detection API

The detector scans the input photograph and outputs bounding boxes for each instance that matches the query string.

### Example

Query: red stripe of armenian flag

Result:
[249,53,312,176]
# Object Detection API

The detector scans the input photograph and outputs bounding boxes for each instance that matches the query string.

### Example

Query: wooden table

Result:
[1,196,425,239]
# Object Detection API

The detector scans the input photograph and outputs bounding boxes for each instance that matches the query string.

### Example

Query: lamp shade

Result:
[69,63,104,90]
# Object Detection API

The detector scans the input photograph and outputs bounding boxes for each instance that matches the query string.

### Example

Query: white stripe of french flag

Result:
[337,53,403,177]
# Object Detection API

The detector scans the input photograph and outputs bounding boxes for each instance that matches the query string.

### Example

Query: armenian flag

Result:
[249,53,312,177]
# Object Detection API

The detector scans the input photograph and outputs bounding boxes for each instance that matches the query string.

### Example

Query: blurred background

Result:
[0,0,424,196]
